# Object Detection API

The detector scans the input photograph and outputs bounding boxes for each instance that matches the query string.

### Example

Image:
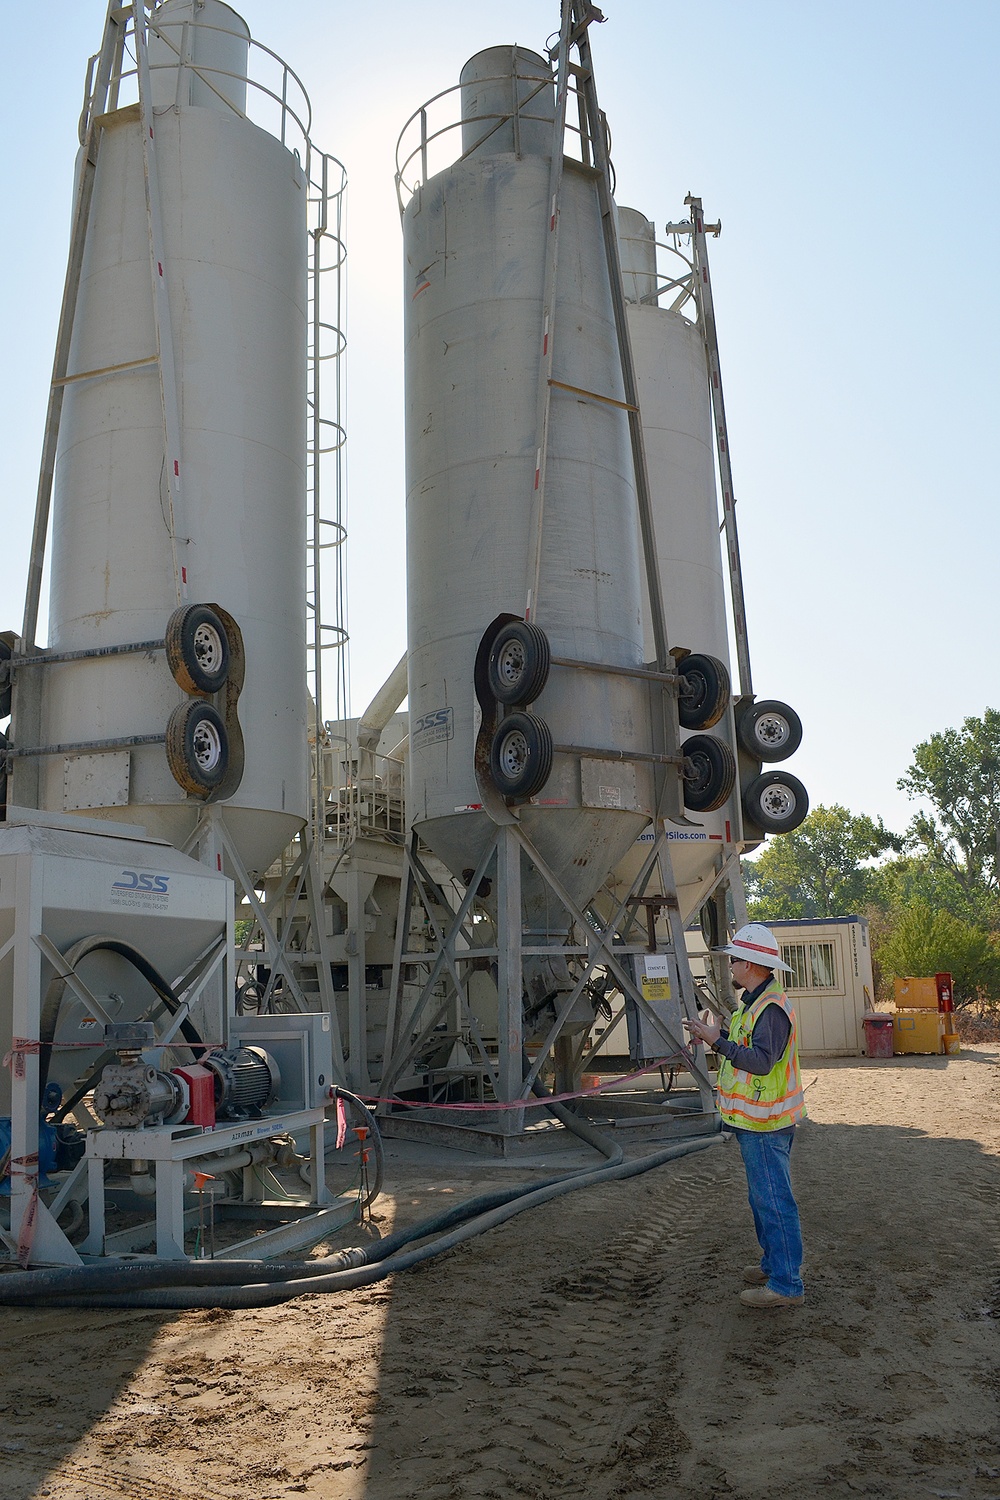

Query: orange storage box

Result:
[892,1010,944,1054]
[892,977,939,1010]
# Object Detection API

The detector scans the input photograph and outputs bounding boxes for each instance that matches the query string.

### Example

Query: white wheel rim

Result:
[761,784,795,818]
[498,729,529,778]
[192,718,223,772]
[497,640,526,688]
[193,622,225,675]
[755,713,790,750]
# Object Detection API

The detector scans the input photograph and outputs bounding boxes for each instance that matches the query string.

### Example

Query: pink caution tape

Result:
[360,1054,694,1112]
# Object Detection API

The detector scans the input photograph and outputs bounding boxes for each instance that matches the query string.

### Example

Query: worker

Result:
[683,922,806,1309]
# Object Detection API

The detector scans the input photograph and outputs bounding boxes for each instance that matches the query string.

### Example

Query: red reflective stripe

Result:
[733,938,781,958]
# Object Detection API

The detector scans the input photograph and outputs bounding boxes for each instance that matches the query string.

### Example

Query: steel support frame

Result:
[181,809,346,1086]
[381,818,717,1136]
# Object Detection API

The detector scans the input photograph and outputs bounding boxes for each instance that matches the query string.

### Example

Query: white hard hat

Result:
[715,922,794,973]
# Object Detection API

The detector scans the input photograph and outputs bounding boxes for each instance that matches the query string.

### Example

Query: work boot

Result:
[742,1265,768,1285]
[740,1286,804,1309]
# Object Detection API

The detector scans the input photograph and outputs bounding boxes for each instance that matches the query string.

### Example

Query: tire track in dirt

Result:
[0,1444,210,1500]
[381,1147,733,1500]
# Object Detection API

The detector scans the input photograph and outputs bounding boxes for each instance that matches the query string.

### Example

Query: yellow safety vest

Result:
[716,978,806,1131]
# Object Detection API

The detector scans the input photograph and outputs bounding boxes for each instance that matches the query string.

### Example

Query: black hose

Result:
[526,1055,624,1166]
[0,1176,572,1300]
[0,1132,720,1309]
[39,934,205,1100]
[329,1086,385,1209]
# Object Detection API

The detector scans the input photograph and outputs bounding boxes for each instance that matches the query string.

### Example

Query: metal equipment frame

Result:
[381,821,717,1137]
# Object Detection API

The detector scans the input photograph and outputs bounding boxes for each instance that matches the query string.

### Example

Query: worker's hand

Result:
[683,1014,721,1046]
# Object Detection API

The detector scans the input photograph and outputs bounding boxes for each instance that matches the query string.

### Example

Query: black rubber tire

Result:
[166,700,229,796]
[737,699,802,762]
[486,622,551,706]
[0,640,11,720]
[489,712,554,800]
[742,770,809,834]
[682,733,736,813]
[677,653,730,730]
[700,900,720,951]
[165,604,230,697]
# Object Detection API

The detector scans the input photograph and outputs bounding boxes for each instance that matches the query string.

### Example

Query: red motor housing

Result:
[173,1064,216,1128]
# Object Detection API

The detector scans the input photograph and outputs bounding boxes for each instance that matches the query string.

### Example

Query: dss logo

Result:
[412,706,454,748]
[112,870,170,894]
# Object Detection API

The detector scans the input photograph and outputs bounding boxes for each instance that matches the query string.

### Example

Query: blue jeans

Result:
[735,1126,804,1298]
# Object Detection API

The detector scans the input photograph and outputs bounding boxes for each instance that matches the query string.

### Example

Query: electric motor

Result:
[203,1045,280,1119]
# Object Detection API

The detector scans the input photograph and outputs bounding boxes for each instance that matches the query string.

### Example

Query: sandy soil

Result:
[1,1047,998,1500]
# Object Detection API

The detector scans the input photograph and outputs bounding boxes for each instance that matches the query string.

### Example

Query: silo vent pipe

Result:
[356,654,408,762]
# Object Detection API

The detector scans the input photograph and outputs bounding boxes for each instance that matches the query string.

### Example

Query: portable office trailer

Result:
[768,916,874,1057]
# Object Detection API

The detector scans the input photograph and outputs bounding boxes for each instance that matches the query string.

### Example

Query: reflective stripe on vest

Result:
[716,978,806,1131]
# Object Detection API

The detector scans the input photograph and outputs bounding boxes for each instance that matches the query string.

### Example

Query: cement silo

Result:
[613,207,739,918]
[31,0,311,875]
[402,47,656,920]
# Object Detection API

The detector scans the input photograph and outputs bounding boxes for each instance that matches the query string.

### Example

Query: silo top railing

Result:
[619,231,701,316]
[395,68,614,212]
[80,11,314,181]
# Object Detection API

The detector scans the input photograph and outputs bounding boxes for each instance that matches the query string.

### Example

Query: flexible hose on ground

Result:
[526,1055,624,1166]
[0,1132,719,1309]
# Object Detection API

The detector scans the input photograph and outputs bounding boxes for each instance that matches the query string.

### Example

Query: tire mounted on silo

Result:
[677,653,730,730]
[165,604,231,697]
[166,700,230,796]
[682,733,736,812]
[489,712,553,800]
[486,622,551,706]
[742,770,809,834]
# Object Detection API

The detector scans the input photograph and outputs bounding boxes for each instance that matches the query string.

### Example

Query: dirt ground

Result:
[1,1047,998,1500]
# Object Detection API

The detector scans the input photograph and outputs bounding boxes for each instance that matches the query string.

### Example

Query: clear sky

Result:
[2,1,996,841]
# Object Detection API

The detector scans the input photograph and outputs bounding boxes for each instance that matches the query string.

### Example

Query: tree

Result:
[874,900,1000,1007]
[898,708,1000,900]
[867,853,1000,930]
[743,804,902,921]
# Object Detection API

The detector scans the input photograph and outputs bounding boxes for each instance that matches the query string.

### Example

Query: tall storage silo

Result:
[402,48,656,923]
[614,207,739,916]
[35,0,309,875]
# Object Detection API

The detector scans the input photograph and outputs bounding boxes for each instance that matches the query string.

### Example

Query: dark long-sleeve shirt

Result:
[713,976,791,1076]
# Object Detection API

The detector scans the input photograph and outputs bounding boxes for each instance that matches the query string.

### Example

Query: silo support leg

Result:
[495,825,525,1135]
[511,826,716,1106]
[403,850,501,1094]
[379,831,498,1097]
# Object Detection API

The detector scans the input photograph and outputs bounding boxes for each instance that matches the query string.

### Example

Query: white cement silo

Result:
[402,48,655,915]
[37,0,309,875]
[614,207,739,915]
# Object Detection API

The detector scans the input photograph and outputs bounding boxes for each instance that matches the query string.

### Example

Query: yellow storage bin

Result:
[892,1009,944,1054]
[893,977,939,1010]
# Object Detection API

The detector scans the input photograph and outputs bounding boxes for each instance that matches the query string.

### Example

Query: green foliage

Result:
[743,804,901,921]
[898,708,1000,897]
[867,855,1000,931]
[875,900,1000,1007]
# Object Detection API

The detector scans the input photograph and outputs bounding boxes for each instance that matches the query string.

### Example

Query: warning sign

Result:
[640,953,672,1002]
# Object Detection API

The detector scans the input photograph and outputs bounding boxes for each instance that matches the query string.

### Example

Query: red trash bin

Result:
[863,1013,894,1059]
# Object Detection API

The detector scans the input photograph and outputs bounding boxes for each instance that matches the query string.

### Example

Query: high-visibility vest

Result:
[716,978,806,1131]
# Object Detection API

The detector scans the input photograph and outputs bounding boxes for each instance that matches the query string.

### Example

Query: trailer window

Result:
[781,941,837,990]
